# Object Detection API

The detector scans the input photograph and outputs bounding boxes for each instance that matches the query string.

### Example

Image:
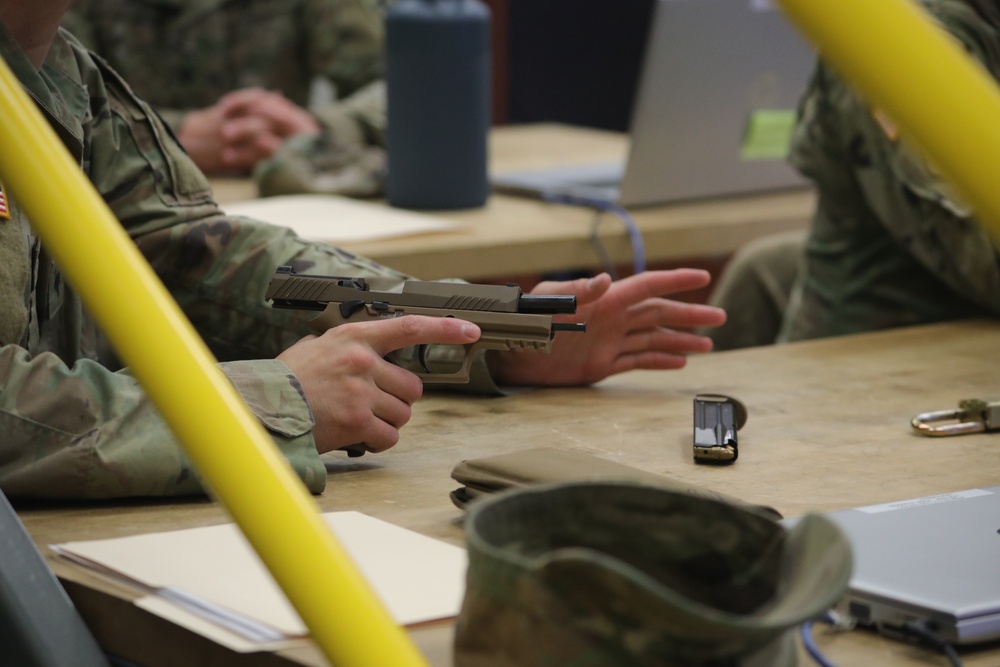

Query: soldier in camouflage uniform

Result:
[62,0,388,197]
[0,3,726,499]
[707,0,1000,350]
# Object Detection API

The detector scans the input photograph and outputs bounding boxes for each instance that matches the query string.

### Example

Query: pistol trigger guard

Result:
[413,342,478,384]
[416,344,433,374]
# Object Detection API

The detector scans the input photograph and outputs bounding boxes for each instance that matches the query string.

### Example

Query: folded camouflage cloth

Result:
[455,481,852,667]
[450,447,782,520]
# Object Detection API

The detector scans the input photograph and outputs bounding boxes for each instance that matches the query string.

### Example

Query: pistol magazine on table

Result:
[693,393,747,464]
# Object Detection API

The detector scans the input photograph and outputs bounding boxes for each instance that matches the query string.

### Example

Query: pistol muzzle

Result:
[519,294,577,314]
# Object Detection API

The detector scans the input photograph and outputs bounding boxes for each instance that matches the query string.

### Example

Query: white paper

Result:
[136,596,307,653]
[53,511,467,644]
[224,194,462,242]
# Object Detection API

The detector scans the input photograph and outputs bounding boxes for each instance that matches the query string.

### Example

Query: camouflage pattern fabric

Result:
[254,82,387,198]
[455,482,852,667]
[776,0,1000,342]
[62,0,387,197]
[0,22,497,499]
[703,230,806,351]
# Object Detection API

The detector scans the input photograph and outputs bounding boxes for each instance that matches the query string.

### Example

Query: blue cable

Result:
[802,611,964,667]
[540,191,647,275]
[801,613,839,667]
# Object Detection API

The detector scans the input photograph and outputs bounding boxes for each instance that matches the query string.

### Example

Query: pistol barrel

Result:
[518,294,577,314]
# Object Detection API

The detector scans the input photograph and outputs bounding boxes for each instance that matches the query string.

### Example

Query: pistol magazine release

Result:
[266,266,586,383]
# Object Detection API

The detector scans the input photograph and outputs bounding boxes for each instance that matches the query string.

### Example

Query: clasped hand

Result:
[178,87,321,173]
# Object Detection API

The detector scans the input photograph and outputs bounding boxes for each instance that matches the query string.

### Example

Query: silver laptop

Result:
[491,0,816,207]
[803,486,1000,646]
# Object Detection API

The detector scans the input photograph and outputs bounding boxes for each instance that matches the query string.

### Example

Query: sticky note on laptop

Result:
[741,109,798,160]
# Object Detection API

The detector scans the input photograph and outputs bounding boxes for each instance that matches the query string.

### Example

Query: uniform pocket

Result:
[96,56,214,208]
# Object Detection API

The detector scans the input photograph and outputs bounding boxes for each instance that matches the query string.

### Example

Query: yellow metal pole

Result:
[775,0,1000,242]
[0,56,427,666]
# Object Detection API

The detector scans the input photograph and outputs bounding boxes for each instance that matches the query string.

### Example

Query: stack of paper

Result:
[224,194,463,243]
[52,511,467,653]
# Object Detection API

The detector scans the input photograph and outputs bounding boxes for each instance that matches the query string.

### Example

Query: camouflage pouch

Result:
[455,481,852,667]
[450,447,782,520]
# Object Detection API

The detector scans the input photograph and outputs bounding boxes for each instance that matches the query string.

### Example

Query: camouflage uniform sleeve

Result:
[254,83,387,198]
[835,2,1000,306]
[0,348,322,499]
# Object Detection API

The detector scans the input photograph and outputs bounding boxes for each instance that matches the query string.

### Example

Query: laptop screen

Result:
[491,0,817,207]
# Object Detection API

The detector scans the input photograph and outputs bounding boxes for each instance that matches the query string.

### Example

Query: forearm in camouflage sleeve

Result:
[255,83,387,198]
[133,212,406,355]
[0,347,323,499]
[313,79,386,147]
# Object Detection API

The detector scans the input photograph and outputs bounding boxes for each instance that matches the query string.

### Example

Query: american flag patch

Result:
[0,182,9,220]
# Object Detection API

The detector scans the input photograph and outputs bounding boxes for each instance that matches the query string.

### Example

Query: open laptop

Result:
[491,0,817,207]
[802,486,1000,646]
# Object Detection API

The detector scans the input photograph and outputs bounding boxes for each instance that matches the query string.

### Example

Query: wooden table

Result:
[211,124,815,280]
[18,319,1000,666]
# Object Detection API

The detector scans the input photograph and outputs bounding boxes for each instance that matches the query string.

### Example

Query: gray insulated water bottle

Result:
[385,0,491,210]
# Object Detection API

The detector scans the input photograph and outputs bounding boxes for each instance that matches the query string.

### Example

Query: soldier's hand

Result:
[277,316,481,455]
[177,103,233,173]
[217,114,285,171]
[492,271,726,387]
[218,88,321,139]
[177,89,321,173]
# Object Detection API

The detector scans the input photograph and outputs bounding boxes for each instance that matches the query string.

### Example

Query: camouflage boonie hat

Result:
[455,482,853,667]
